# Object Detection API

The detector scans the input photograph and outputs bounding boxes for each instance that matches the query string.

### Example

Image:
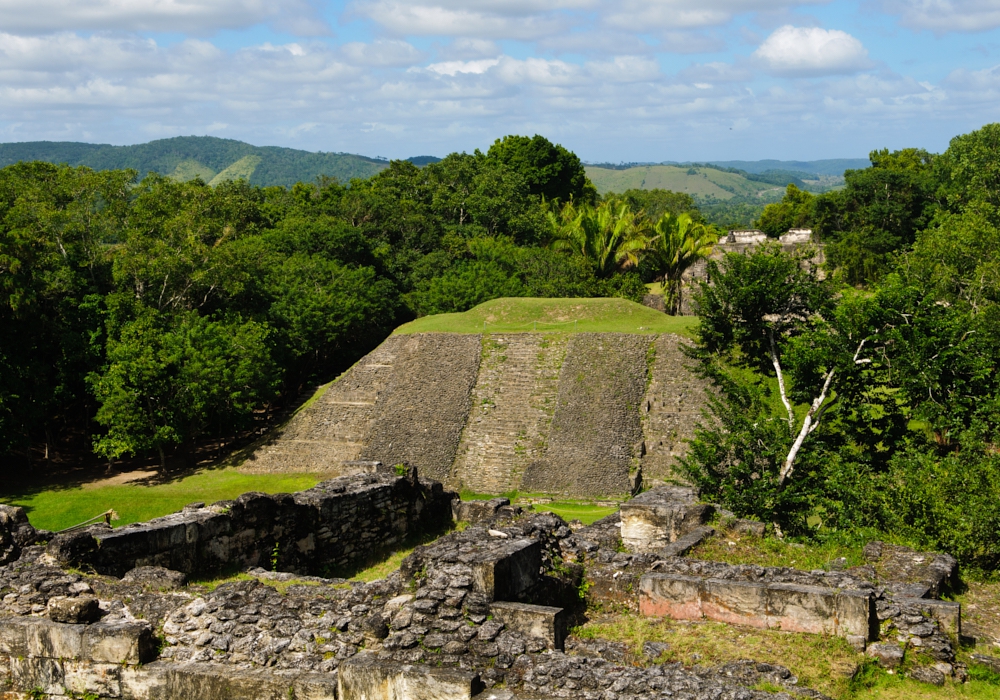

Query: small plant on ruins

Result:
[394,463,408,476]
[271,541,280,571]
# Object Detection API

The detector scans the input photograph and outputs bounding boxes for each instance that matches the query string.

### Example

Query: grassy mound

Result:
[394,297,697,336]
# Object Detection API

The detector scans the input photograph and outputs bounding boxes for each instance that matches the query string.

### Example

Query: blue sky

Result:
[0,0,998,161]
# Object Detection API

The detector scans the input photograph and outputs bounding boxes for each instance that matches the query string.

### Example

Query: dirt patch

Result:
[81,471,159,490]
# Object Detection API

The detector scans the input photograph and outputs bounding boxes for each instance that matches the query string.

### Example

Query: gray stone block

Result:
[83,621,157,664]
[453,499,511,524]
[620,487,713,552]
[469,538,541,601]
[47,594,101,623]
[339,653,478,700]
[490,601,567,650]
[867,643,905,668]
[657,525,714,558]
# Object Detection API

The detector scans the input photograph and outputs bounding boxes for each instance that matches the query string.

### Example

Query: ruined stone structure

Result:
[244,332,711,495]
[0,480,972,699]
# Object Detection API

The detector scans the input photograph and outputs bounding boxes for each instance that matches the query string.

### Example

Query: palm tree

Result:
[548,198,651,278]
[648,212,717,314]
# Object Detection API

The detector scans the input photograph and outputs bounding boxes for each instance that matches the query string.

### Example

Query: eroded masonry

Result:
[243,332,710,496]
[0,473,969,699]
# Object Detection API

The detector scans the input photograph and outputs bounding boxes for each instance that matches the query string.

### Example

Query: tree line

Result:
[683,123,1000,572]
[0,135,715,469]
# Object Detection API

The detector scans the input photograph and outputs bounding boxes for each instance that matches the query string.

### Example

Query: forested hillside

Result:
[0,136,389,187]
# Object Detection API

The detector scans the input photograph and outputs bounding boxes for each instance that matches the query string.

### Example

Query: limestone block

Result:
[452,499,510,525]
[583,565,642,612]
[469,538,541,601]
[639,574,878,640]
[9,656,65,696]
[24,618,85,659]
[0,619,29,657]
[489,601,567,650]
[83,622,157,664]
[47,595,101,623]
[867,643,905,669]
[121,662,337,700]
[62,660,124,698]
[338,653,477,700]
[620,488,713,552]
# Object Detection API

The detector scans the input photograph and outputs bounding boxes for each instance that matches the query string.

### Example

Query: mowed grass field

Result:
[2,468,322,533]
[394,297,698,337]
[585,164,782,199]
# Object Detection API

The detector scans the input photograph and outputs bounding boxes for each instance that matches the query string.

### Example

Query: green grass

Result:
[457,489,618,525]
[585,165,780,199]
[689,529,867,571]
[394,297,697,337]
[168,158,217,183]
[2,468,321,532]
[533,501,618,525]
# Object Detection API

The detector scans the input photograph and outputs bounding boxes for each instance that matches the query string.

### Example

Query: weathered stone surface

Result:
[451,334,567,496]
[620,486,713,552]
[521,333,649,497]
[45,473,454,578]
[489,602,567,650]
[867,643,905,668]
[122,566,187,590]
[639,334,711,482]
[339,653,478,700]
[0,505,38,565]
[658,525,715,558]
[909,665,946,686]
[453,499,511,525]
[895,597,961,639]
[639,573,878,640]
[47,594,101,623]
[864,541,958,598]
[359,333,483,482]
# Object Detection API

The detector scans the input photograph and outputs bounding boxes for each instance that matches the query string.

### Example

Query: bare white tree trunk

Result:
[769,331,796,432]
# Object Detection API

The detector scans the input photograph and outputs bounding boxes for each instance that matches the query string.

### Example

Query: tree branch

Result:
[770,330,795,433]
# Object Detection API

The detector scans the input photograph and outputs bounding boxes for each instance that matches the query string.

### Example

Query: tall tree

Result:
[646,212,717,314]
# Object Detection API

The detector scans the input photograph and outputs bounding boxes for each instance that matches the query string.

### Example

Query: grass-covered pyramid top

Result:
[394,298,697,336]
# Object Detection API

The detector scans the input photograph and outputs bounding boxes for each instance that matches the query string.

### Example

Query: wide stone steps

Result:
[450,334,566,494]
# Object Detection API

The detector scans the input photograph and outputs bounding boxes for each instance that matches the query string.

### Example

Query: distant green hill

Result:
[585,164,790,200]
[704,158,870,176]
[0,136,391,187]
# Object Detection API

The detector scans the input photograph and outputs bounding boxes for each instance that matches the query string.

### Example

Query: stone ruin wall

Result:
[0,482,972,699]
[243,332,711,497]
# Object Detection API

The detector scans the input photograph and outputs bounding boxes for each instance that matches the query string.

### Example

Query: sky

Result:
[0,0,999,162]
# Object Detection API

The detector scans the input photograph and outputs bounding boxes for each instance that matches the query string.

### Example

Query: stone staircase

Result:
[241,337,405,474]
[450,334,567,494]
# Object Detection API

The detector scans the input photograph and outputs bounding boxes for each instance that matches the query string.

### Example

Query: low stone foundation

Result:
[639,573,878,639]
[45,471,453,578]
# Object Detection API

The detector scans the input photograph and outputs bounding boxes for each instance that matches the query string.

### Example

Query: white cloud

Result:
[753,25,873,76]
[0,0,330,36]
[605,0,827,30]
[341,40,423,67]
[438,39,502,60]
[883,0,1000,34]
[353,1,573,39]
[425,58,500,76]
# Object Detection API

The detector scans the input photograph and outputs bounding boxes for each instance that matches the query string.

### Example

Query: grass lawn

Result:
[688,529,868,571]
[2,468,322,532]
[394,297,697,337]
[458,489,619,525]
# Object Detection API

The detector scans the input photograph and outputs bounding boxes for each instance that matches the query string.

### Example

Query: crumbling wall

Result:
[359,333,481,481]
[450,333,566,494]
[521,334,649,497]
[45,472,454,578]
